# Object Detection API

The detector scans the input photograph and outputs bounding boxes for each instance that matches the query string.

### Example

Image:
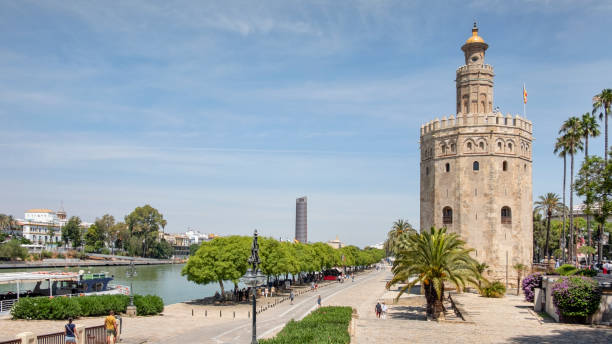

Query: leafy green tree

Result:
[386,227,480,319]
[580,112,600,251]
[576,156,612,262]
[62,217,82,249]
[151,239,173,259]
[534,193,562,262]
[181,236,250,297]
[109,222,128,253]
[0,239,28,260]
[593,88,612,163]
[559,117,584,262]
[125,205,166,257]
[0,214,17,235]
[189,243,201,256]
[94,214,115,249]
[311,242,340,269]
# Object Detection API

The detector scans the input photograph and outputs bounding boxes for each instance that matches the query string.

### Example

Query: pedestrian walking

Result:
[270,286,275,297]
[351,274,354,282]
[381,302,388,320]
[375,302,382,318]
[317,295,322,308]
[290,290,295,305]
[105,310,118,344]
[64,318,78,344]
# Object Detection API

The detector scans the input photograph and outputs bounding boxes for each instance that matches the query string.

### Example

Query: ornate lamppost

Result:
[240,230,266,344]
[126,259,138,316]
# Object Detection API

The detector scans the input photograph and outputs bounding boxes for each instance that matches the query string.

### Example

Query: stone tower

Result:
[419,24,533,284]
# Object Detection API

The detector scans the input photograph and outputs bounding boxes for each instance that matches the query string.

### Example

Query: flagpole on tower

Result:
[523,83,527,118]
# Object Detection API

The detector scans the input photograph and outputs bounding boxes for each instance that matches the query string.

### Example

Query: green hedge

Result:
[11,294,163,320]
[260,306,353,344]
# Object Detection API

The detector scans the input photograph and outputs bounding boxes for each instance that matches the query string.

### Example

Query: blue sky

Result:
[1,1,611,247]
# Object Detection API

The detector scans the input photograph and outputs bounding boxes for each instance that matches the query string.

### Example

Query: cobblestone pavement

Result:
[355,269,612,344]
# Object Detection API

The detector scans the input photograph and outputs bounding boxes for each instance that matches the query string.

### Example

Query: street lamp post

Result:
[240,230,266,344]
[126,260,137,316]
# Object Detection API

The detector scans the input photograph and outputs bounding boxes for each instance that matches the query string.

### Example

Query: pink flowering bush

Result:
[521,273,542,302]
[551,276,601,322]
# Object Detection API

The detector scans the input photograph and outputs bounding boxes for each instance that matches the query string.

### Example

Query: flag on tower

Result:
[523,84,528,104]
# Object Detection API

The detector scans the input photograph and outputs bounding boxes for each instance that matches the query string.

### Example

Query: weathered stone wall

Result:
[420,114,533,283]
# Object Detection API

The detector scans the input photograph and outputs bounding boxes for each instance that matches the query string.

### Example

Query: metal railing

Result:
[0,339,21,344]
[36,332,64,344]
[0,299,17,313]
[85,325,106,344]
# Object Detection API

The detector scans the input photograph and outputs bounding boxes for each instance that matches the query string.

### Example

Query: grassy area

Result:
[260,306,353,344]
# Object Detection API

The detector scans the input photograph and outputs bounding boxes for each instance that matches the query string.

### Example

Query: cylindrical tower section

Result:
[295,197,307,243]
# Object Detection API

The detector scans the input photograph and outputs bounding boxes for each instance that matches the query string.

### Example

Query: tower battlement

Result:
[421,113,532,136]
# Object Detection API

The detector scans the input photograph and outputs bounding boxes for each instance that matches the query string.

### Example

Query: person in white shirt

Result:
[381,302,388,320]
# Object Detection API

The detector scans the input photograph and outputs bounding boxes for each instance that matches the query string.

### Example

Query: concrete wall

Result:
[539,276,612,324]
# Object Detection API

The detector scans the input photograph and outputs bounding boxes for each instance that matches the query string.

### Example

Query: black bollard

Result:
[205,309,207,317]
[220,310,222,318]
[192,309,194,316]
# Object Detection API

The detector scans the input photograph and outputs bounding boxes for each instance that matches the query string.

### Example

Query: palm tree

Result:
[593,89,612,163]
[559,117,584,263]
[383,219,415,256]
[512,263,528,296]
[475,262,490,291]
[386,227,480,319]
[580,112,600,253]
[554,137,569,262]
[534,193,562,264]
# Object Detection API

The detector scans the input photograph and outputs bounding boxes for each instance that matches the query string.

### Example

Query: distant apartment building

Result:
[18,207,90,247]
[295,197,307,243]
[185,230,215,244]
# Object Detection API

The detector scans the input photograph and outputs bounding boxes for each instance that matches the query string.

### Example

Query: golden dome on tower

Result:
[465,22,485,44]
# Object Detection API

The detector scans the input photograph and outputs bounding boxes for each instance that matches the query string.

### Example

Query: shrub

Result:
[260,306,352,344]
[480,281,506,298]
[551,276,601,322]
[133,295,164,315]
[41,250,53,259]
[11,297,81,320]
[56,252,65,259]
[101,247,111,255]
[521,273,542,302]
[11,294,160,320]
[575,269,597,277]
[555,264,578,276]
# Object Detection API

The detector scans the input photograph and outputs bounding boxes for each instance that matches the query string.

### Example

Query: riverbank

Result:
[0,258,182,269]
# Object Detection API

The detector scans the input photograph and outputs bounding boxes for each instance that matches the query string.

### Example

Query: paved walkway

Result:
[356,269,612,344]
[0,268,387,343]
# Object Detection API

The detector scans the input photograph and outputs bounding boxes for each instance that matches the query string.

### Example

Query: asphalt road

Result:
[160,269,384,344]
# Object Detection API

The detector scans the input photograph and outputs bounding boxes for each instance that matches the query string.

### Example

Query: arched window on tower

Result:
[467,142,472,151]
[502,161,508,171]
[443,207,453,224]
[473,161,480,171]
[508,142,513,152]
[479,142,484,150]
[501,206,512,224]
[497,142,502,151]
[451,143,456,153]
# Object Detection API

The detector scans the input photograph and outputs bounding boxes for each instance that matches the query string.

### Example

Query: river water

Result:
[0,264,225,305]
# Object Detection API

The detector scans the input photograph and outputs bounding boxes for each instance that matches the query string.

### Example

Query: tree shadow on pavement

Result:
[508,328,612,344]
[388,305,426,321]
